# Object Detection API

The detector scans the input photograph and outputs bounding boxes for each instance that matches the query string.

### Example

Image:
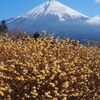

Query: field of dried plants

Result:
[0,34,100,100]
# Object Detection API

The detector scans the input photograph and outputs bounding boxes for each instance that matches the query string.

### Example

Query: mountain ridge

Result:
[7,0,89,24]
[5,0,100,41]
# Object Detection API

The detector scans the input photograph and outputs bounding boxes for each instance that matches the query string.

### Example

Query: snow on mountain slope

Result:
[7,0,88,30]
[6,0,100,41]
[22,0,88,20]
[7,0,89,24]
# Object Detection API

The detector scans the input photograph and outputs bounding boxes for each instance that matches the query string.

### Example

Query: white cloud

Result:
[86,16,100,25]
[95,0,100,3]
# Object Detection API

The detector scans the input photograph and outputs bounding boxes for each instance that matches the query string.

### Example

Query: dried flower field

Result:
[0,35,100,100]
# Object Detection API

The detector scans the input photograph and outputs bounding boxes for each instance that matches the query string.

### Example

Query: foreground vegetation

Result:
[0,34,100,100]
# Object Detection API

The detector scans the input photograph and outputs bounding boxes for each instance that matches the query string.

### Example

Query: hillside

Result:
[0,34,100,99]
[6,0,100,41]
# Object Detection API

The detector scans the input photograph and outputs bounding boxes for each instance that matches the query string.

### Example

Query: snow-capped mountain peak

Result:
[7,0,89,29]
[21,0,88,20]
[6,0,100,41]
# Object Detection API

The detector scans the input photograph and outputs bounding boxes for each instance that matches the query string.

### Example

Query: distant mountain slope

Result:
[6,0,100,41]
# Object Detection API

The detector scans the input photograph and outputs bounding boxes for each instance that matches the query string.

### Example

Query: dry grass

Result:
[0,35,100,100]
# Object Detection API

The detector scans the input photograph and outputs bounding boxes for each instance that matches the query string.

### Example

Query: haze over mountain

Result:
[6,0,100,41]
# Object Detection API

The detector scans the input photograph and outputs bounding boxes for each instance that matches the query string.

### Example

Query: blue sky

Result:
[0,0,100,20]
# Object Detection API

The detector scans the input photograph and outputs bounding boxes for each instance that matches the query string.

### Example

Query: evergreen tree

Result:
[0,20,8,32]
[33,32,40,40]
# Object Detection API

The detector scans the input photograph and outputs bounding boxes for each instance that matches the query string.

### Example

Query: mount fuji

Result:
[6,0,100,41]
